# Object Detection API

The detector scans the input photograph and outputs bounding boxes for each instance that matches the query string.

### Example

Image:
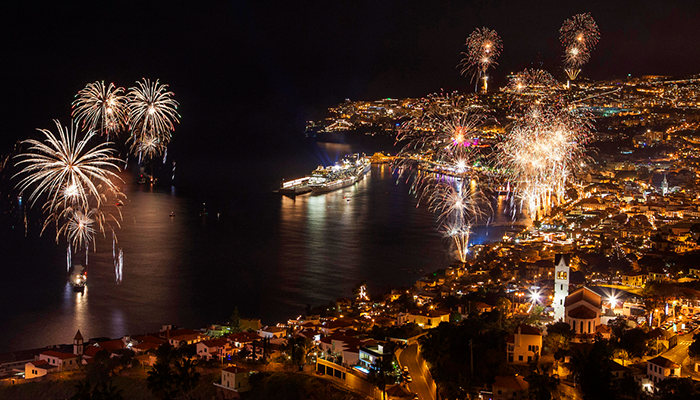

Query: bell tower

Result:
[73,330,84,356]
[553,254,570,321]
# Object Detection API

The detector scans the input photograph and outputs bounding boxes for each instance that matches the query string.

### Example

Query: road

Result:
[661,331,698,379]
[398,343,435,400]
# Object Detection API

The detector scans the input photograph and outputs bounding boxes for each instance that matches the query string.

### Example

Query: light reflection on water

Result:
[0,143,523,352]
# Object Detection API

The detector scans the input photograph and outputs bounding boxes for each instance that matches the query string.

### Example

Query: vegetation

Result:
[246,372,365,400]
[146,344,201,400]
[419,313,509,399]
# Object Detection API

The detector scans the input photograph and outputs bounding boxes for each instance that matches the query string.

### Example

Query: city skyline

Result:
[1,2,699,154]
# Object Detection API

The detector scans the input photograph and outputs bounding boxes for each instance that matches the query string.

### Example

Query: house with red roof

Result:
[226,332,261,351]
[38,350,79,372]
[492,375,528,400]
[197,339,233,361]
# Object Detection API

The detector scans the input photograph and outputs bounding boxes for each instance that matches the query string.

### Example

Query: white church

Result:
[553,254,611,342]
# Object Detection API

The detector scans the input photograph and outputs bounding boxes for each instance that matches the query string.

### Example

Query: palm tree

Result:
[147,361,177,400]
[70,380,92,400]
[174,358,200,399]
[93,380,125,400]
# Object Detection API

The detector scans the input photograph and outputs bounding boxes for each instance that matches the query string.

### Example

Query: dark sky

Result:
[1,1,699,154]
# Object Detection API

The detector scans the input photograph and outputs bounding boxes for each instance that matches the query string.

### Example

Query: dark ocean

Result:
[0,136,518,353]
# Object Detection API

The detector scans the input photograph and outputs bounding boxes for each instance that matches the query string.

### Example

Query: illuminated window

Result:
[557,271,567,280]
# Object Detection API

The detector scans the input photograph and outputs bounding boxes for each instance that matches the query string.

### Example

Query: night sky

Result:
[1,1,699,156]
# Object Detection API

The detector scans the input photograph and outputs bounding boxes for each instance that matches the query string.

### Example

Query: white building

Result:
[38,350,79,372]
[565,287,602,342]
[257,326,287,339]
[647,356,681,386]
[213,366,251,399]
[24,360,56,379]
[506,324,542,364]
[553,254,570,321]
[359,344,390,370]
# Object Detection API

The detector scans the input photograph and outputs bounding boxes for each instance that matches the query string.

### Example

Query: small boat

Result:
[169,212,175,217]
[69,265,87,292]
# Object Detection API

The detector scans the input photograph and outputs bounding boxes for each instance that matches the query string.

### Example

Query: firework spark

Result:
[499,101,592,219]
[394,93,491,262]
[459,27,502,89]
[14,120,124,212]
[425,181,485,263]
[396,92,487,177]
[134,134,167,163]
[72,81,128,138]
[127,78,180,160]
[57,207,97,250]
[505,69,561,99]
[560,13,600,80]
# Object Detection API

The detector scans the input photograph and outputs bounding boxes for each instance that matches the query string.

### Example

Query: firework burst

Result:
[560,13,600,80]
[72,81,128,138]
[394,92,493,262]
[499,101,592,219]
[127,78,180,160]
[57,207,98,250]
[14,120,124,212]
[459,27,502,90]
[396,93,487,178]
[505,69,561,99]
[425,180,485,263]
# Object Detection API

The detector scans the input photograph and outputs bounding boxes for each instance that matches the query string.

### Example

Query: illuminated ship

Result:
[308,154,371,194]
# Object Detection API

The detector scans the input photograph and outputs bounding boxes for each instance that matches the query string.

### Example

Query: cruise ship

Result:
[308,154,371,194]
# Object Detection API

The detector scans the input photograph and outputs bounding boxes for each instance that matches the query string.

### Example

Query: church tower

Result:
[73,330,84,356]
[661,173,669,196]
[553,254,570,321]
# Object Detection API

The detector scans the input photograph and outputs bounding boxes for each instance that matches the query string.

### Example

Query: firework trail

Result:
[425,180,486,263]
[115,248,123,284]
[67,246,72,273]
[127,78,180,161]
[72,81,128,139]
[459,27,502,91]
[560,13,600,81]
[395,94,491,262]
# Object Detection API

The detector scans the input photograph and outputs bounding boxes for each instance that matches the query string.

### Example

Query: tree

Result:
[657,377,700,400]
[238,346,251,359]
[618,328,648,359]
[174,358,200,399]
[86,350,119,384]
[607,317,628,340]
[147,361,177,400]
[543,322,574,356]
[367,348,395,400]
[525,365,559,400]
[71,379,125,400]
[688,333,700,359]
[92,381,125,400]
[567,337,615,400]
[230,307,242,334]
[71,380,93,400]
[496,297,512,319]
[283,336,313,367]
